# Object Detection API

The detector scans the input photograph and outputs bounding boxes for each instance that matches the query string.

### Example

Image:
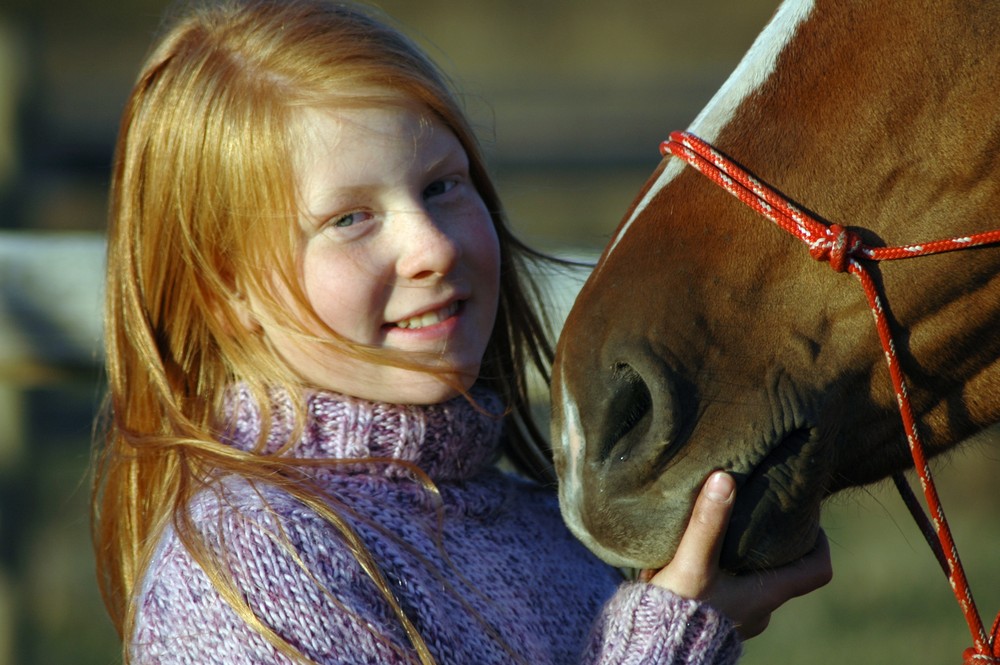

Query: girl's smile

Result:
[255,101,501,404]
[387,299,462,331]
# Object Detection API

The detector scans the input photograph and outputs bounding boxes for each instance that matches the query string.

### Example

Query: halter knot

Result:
[809,224,862,273]
[963,647,1000,665]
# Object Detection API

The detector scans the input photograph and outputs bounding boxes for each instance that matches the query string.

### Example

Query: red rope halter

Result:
[661,130,1000,663]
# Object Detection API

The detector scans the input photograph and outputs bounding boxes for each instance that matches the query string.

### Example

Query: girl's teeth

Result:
[395,302,459,329]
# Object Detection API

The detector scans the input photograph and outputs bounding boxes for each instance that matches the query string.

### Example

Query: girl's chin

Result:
[312,365,481,405]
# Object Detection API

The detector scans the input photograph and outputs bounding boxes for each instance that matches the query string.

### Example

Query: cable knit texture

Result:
[131,386,741,664]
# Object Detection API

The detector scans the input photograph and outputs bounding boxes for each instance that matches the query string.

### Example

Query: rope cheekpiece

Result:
[660,130,1000,663]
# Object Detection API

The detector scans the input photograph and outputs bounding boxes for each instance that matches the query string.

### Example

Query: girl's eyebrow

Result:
[301,184,378,224]
[420,140,466,175]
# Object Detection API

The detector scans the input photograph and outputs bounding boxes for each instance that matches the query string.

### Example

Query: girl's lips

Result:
[389,300,462,330]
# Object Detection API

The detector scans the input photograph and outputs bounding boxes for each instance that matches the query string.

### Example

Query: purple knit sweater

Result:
[131,387,741,664]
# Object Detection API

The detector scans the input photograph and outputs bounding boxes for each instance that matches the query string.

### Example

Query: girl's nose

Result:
[395,208,460,282]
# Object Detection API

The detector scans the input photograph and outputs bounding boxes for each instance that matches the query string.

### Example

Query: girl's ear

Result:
[210,285,262,335]
[230,292,263,334]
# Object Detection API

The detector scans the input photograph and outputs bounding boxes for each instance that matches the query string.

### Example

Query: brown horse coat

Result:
[552,0,1000,573]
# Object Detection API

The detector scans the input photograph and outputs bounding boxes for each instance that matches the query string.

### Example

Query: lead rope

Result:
[660,130,1000,663]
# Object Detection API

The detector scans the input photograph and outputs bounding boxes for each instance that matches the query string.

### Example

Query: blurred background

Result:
[0,0,997,663]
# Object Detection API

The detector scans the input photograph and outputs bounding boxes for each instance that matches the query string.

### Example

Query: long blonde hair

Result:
[92,1,559,662]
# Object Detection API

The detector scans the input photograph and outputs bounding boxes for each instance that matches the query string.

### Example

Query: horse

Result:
[551,0,1000,648]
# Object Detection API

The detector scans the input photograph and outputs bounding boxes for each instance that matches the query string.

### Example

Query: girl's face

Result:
[259,103,500,404]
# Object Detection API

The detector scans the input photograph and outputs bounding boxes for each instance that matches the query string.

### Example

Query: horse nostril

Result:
[600,362,653,463]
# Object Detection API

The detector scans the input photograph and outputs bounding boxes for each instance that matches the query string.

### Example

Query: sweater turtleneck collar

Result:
[219,385,506,482]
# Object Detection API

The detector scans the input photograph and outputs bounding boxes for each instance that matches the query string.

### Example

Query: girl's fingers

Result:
[709,529,833,639]
[756,529,833,605]
[649,471,735,598]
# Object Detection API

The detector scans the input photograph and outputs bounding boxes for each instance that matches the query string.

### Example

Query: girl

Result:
[92,1,832,663]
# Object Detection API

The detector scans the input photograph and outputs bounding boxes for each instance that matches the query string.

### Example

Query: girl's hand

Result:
[645,471,832,639]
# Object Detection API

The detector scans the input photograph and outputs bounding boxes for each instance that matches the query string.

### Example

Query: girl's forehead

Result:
[291,101,462,165]
[290,103,443,160]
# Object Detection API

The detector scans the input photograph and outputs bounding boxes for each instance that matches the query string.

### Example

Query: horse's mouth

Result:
[720,426,827,572]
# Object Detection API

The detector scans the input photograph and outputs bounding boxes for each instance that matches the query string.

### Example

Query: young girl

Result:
[92,1,832,663]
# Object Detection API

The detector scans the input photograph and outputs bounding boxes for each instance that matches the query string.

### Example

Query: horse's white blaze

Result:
[558,366,642,567]
[556,364,587,528]
[558,0,817,549]
[602,0,816,262]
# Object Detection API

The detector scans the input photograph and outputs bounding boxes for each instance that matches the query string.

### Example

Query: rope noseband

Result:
[660,130,1000,663]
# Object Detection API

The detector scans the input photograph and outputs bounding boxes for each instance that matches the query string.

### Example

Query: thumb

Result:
[650,471,735,599]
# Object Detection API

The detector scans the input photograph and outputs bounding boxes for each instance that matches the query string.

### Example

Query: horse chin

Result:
[720,427,829,573]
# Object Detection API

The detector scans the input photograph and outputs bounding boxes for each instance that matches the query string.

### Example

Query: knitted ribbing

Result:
[219,384,505,480]
[131,387,742,664]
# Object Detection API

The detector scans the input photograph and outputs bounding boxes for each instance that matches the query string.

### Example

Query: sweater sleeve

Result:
[582,581,742,665]
[130,482,415,665]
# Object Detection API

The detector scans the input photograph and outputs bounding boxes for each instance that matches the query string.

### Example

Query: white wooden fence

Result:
[0,232,105,460]
[0,231,105,665]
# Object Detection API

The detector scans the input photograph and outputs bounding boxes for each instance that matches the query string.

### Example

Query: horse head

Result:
[553,0,1000,573]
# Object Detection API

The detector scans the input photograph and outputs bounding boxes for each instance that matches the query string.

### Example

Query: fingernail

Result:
[705,471,735,504]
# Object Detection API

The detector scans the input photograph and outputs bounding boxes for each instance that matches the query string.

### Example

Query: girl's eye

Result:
[330,211,371,228]
[423,178,457,199]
